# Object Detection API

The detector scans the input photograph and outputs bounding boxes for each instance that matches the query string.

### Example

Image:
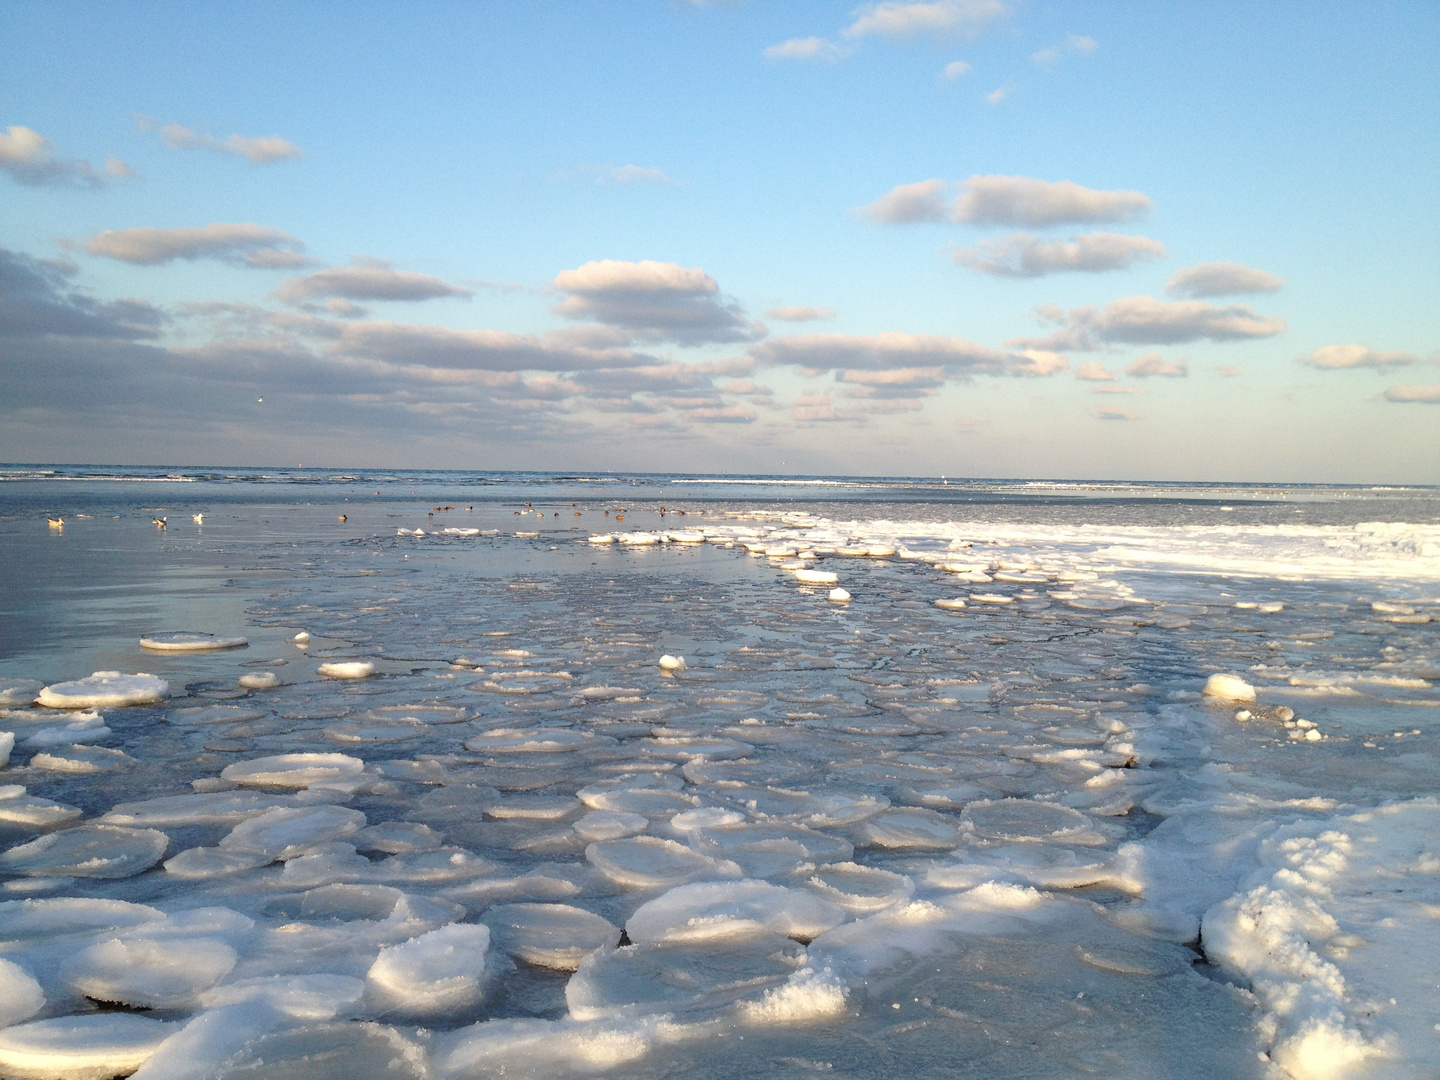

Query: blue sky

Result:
[2,1,1436,480]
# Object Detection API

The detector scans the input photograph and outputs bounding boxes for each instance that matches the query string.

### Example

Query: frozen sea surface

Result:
[0,469,1437,1079]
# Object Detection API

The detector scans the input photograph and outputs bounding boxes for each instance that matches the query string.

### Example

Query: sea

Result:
[0,465,1436,1080]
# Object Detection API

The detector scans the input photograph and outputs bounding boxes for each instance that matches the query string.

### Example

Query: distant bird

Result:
[152,517,167,528]
[46,516,63,528]
[193,513,204,524]
[338,514,347,522]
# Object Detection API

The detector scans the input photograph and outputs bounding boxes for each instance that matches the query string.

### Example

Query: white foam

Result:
[36,672,168,709]
[0,1014,180,1080]
[366,922,491,1014]
[139,632,248,652]
[317,661,376,679]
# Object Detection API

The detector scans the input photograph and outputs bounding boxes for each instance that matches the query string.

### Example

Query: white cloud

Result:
[984,86,1010,106]
[277,260,472,304]
[843,1,1010,41]
[1068,34,1099,53]
[752,331,1034,377]
[553,259,762,345]
[765,305,835,321]
[1074,361,1115,381]
[1009,296,1286,350]
[1091,385,1138,395]
[860,175,1151,227]
[954,232,1164,277]
[857,178,949,223]
[763,37,853,61]
[943,60,971,79]
[1304,344,1417,370]
[335,321,641,372]
[1034,34,1099,64]
[1031,47,1061,66]
[1216,365,1242,377]
[0,125,132,189]
[87,223,307,267]
[1384,384,1440,404]
[1126,352,1189,377]
[837,366,945,398]
[952,175,1150,226]
[1166,261,1285,297]
[1097,406,1138,421]
[137,117,302,164]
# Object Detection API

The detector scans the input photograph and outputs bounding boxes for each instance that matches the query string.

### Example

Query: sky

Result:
[2,0,1437,482]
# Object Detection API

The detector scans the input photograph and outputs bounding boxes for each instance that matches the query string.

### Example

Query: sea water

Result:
[0,467,1436,1079]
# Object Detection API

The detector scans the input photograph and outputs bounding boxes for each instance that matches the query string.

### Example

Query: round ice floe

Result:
[578,773,683,802]
[366,923,491,1015]
[586,837,741,888]
[806,862,914,914]
[645,736,753,762]
[969,593,1013,605]
[354,821,442,854]
[164,846,271,879]
[28,745,133,774]
[0,897,163,942]
[485,795,579,821]
[1202,673,1256,701]
[895,781,989,809]
[669,807,746,832]
[63,937,237,1008]
[238,671,280,690]
[221,752,365,789]
[829,588,851,602]
[0,1014,179,1080]
[324,720,420,743]
[573,810,649,843]
[627,881,844,945]
[579,788,696,815]
[17,713,112,749]
[485,903,620,970]
[853,808,962,851]
[0,680,43,706]
[36,671,168,710]
[464,727,592,753]
[0,788,82,830]
[220,805,367,860]
[140,631,248,652]
[206,1021,428,1080]
[0,958,45,1028]
[966,844,1116,890]
[0,733,12,770]
[934,597,967,611]
[167,705,269,726]
[317,661,375,680]
[102,790,293,827]
[962,799,1097,843]
[793,568,838,585]
[690,824,853,878]
[1,826,167,879]
[566,933,808,1021]
[199,974,366,1020]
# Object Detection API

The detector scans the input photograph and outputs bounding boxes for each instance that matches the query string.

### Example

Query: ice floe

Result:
[140,632,249,652]
[36,672,168,709]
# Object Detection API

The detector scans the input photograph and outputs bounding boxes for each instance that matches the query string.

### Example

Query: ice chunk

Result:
[29,745,133,773]
[128,1003,286,1080]
[735,964,849,1025]
[0,789,81,829]
[970,593,1014,604]
[0,680,43,706]
[435,1016,656,1077]
[36,671,168,709]
[354,821,442,854]
[669,807,745,832]
[806,862,914,914]
[793,568,838,585]
[221,752,365,788]
[573,810,649,842]
[586,837,742,888]
[1,825,168,878]
[567,933,807,1021]
[210,1021,429,1079]
[579,788,696,815]
[0,897,163,941]
[0,732,11,769]
[63,936,238,1008]
[690,823,853,878]
[317,661,375,679]
[220,805,367,860]
[853,808,962,851]
[140,632,248,652]
[366,922,491,1014]
[657,654,687,671]
[1202,673,1256,701]
[166,705,268,726]
[18,711,112,749]
[962,799,1099,844]
[238,671,280,690]
[0,958,44,1028]
[103,790,296,827]
[627,881,844,945]
[484,903,620,970]
[828,588,851,602]
[0,1014,179,1080]
[198,973,366,1019]
[164,846,272,879]
[934,597,967,610]
[464,727,594,753]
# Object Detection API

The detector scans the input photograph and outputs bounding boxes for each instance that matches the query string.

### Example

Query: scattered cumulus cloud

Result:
[751,331,1039,378]
[763,37,854,61]
[553,259,763,345]
[943,60,971,79]
[136,116,302,164]
[1009,296,1286,351]
[1033,34,1098,65]
[984,87,1010,106]
[277,259,473,304]
[765,305,835,322]
[954,232,1164,277]
[1126,352,1189,377]
[1074,361,1115,381]
[0,125,132,189]
[1303,344,1416,370]
[842,0,1011,42]
[86,223,309,267]
[1384,384,1440,404]
[1166,261,1285,298]
[860,175,1151,227]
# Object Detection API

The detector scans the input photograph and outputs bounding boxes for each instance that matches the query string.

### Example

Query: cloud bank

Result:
[861,175,1152,227]
[1166,261,1285,297]
[87,224,309,267]
[953,232,1164,277]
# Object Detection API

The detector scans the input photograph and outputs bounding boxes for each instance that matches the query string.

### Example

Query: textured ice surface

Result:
[36,671,168,709]
[0,680,43,706]
[140,632,248,652]
[1,825,168,878]
[484,903,620,970]
[0,958,45,1028]
[626,881,845,944]
[0,1014,179,1080]
[366,923,491,1014]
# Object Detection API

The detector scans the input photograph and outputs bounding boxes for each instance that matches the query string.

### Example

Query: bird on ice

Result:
[193,513,204,524]
[152,517,167,528]
[46,516,63,528]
